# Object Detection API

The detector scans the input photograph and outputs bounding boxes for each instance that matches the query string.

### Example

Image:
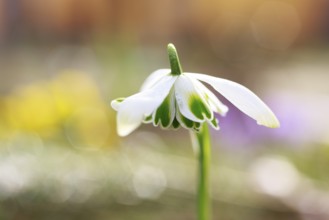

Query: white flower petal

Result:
[186,73,280,128]
[111,98,125,111]
[186,74,228,116]
[140,69,171,91]
[174,75,213,123]
[116,75,177,136]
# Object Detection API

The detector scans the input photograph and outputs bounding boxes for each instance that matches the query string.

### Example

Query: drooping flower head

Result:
[111,44,279,136]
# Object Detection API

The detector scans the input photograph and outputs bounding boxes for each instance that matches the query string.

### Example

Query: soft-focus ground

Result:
[0,132,322,220]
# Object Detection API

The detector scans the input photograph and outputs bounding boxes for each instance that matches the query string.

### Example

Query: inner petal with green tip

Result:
[153,92,175,128]
[188,95,213,121]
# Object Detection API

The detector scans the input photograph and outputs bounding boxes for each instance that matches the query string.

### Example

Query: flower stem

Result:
[194,123,211,220]
[167,43,182,76]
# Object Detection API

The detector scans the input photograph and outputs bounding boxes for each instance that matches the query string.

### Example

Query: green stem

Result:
[194,123,211,220]
[167,43,182,76]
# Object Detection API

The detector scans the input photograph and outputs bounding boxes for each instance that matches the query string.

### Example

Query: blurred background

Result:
[0,0,329,219]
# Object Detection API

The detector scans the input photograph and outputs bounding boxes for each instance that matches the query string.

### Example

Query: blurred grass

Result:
[0,135,301,220]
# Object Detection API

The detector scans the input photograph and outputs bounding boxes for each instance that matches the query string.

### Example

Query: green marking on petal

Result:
[192,127,200,132]
[209,117,219,129]
[172,117,180,129]
[115,97,125,102]
[176,110,194,129]
[195,122,201,128]
[181,115,194,128]
[111,97,126,111]
[189,95,212,120]
[154,94,172,128]
[176,106,206,131]
[193,122,201,132]
[143,115,153,123]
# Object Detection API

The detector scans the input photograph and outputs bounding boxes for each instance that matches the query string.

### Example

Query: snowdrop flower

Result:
[111,44,279,136]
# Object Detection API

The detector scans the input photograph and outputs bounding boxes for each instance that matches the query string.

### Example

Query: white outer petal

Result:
[111,98,124,111]
[186,73,280,128]
[140,69,171,91]
[186,74,228,116]
[117,75,177,136]
[174,75,210,122]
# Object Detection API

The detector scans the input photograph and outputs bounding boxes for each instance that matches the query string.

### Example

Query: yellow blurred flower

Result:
[1,70,116,148]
